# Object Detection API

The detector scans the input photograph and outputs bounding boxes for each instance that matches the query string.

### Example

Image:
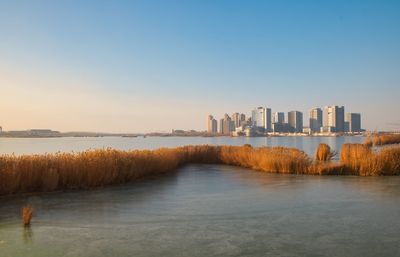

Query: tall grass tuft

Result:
[340,143,400,175]
[315,144,335,161]
[22,205,34,226]
[340,144,372,164]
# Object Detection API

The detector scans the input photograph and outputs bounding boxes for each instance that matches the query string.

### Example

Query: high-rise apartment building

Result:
[272,122,291,133]
[345,113,361,132]
[309,108,322,133]
[207,115,218,133]
[266,108,272,132]
[240,113,246,126]
[244,117,252,127]
[251,107,272,132]
[219,118,224,134]
[323,106,345,132]
[232,113,245,128]
[272,112,285,124]
[272,112,288,133]
[288,111,303,133]
[219,114,235,135]
[232,113,240,128]
[251,107,264,128]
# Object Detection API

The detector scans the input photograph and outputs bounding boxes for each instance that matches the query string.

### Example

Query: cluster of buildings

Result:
[207,105,362,136]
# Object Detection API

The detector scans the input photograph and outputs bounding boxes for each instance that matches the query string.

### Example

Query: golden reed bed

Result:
[364,133,400,146]
[0,144,399,196]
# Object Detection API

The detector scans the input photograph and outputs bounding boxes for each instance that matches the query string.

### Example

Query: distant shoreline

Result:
[0,133,366,139]
[0,128,373,138]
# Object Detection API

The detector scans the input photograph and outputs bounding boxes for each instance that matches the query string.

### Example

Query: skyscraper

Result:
[288,111,303,133]
[324,106,345,132]
[265,108,272,132]
[345,113,361,132]
[251,107,264,128]
[251,107,272,132]
[309,108,322,133]
[219,114,235,135]
[240,113,246,126]
[272,112,285,124]
[219,118,224,134]
[207,115,218,133]
[232,112,242,128]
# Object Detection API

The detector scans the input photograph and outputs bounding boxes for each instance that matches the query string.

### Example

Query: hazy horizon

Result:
[1,0,399,133]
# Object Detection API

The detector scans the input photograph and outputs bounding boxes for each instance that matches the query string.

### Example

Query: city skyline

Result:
[1,0,399,132]
[207,104,363,135]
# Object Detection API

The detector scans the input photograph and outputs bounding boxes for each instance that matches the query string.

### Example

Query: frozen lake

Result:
[0,164,399,256]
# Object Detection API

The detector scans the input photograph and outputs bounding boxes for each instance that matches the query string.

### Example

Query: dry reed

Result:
[219,146,311,174]
[309,162,346,175]
[340,143,400,175]
[364,137,373,147]
[1,144,400,196]
[22,205,34,226]
[315,144,335,161]
[365,133,400,146]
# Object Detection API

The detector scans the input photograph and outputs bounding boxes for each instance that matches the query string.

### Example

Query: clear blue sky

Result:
[1,0,399,132]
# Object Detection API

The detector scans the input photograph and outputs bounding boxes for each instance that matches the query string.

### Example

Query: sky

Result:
[0,0,399,132]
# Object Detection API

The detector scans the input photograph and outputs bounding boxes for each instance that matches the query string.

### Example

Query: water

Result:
[0,136,364,156]
[1,164,399,257]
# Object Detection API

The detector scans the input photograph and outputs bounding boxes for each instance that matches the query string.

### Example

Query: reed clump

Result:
[315,144,336,161]
[340,143,400,175]
[364,137,373,147]
[22,205,34,226]
[0,148,183,195]
[0,145,312,195]
[1,144,400,196]
[366,133,400,146]
[340,144,372,164]
[309,162,346,175]
[219,146,312,174]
